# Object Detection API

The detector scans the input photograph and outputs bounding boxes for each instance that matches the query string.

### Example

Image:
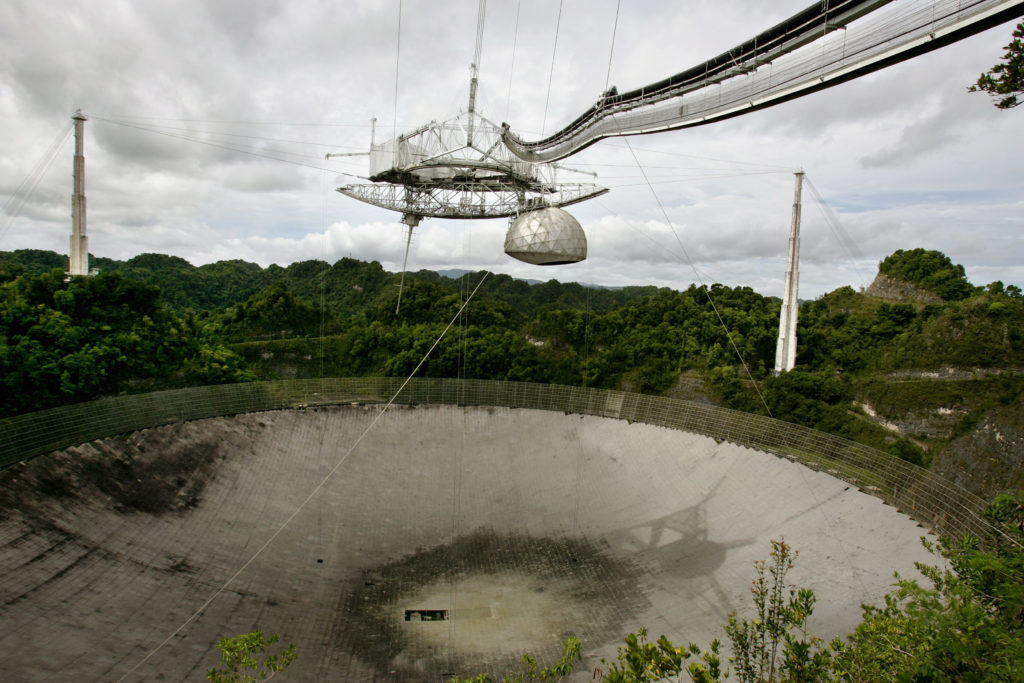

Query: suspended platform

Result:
[333,0,607,272]
[336,110,607,219]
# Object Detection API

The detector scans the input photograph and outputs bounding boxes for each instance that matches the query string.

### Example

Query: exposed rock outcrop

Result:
[864,273,944,304]
[932,398,1024,500]
[853,400,964,439]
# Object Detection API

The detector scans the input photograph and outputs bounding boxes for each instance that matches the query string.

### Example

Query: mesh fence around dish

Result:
[0,377,996,541]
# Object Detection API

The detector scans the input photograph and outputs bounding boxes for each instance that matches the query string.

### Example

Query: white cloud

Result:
[1,0,1021,300]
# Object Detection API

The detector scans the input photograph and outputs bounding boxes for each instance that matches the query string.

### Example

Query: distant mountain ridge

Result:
[0,249,659,320]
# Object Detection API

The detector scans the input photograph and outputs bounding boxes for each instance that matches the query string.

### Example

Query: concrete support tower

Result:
[774,171,803,374]
[68,110,89,276]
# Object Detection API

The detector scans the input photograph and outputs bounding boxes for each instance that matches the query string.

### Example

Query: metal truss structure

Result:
[332,1,607,306]
[502,0,1024,162]
[336,110,607,219]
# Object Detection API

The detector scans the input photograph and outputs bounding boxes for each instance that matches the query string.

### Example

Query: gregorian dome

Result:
[504,207,587,265]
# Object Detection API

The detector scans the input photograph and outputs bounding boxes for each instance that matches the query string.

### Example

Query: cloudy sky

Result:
[1,0,1022,298]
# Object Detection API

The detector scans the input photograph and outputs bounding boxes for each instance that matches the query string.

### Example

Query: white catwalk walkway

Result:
[0,405,933,681]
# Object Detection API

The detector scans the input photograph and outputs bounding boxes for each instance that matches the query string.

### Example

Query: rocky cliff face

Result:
[865,273,944,304]
[854,400,964,440]
[931,398,1024,500]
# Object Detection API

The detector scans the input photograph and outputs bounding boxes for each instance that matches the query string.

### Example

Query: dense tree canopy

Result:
[218,281,337,342]
[3,247,1022,471]
[0,269,252,416]
[878,248,975,301]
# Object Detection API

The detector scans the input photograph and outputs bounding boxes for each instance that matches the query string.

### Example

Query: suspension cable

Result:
[541,0,564,136]
[319,170,329,378]
[803,174,874,286]
[88,116,368,180]
[604,0,622,92]
[114,271,490,682]
[617,143,890,594]
[393,0,403,142]
[622,137,772,414]
[1,121,74,241]
[504,0,521,121]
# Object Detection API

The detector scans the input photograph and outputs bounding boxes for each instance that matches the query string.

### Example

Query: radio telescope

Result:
[332,0,608,308]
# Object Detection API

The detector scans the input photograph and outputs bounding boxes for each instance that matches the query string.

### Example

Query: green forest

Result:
[3,246,1024,681]
[3,246,1023,476]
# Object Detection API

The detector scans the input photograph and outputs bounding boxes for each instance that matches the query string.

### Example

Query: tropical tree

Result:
[969,20,1024,108]
[833,492,1024,680]
[206,631,297,683]
[725,540,832,683]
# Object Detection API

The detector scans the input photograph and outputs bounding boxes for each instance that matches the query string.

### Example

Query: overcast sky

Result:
[1,0,1022,298]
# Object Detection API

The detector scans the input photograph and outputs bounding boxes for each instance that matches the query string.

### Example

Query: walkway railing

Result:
[0,378,996,541]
